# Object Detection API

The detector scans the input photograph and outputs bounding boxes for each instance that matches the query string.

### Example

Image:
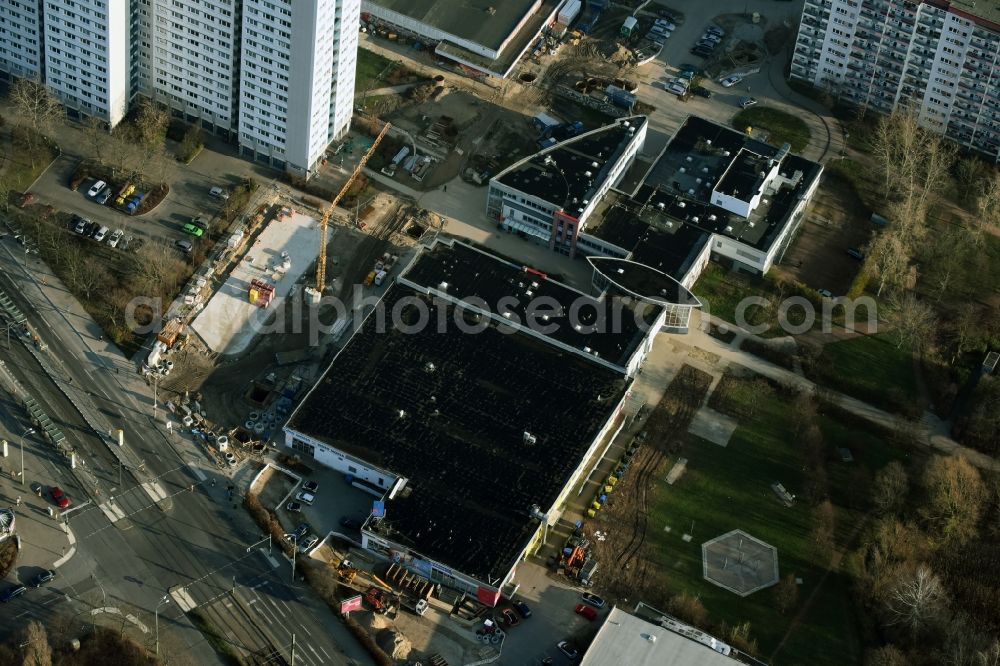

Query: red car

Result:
[575,603,597,621]
[50,487,71,509]
[500,608,520,627]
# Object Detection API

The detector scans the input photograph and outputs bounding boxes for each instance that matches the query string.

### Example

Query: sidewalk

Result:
[0,473,76,575]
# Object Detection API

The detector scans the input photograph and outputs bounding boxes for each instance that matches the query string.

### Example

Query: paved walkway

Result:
[765,44,846,164]
[364,82,426,97]
[689,312,1000,472]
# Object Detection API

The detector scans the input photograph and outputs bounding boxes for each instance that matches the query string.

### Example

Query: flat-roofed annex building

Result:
[282,238,677,603]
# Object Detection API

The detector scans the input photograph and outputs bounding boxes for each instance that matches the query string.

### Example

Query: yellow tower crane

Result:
[315,122,392,293]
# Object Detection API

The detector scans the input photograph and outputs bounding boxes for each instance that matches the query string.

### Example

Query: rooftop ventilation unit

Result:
[657,202,666,210]
[425,362,436,372]
[617,267,625,274]
[706,139,712,145]
[623,121,630,128]
[702,166,709,173]
[685,156,693,162]
[678,201,686,208]
[723,150,731,157]
[679,167,686,173]
[696,178,702,184]
[591,161,599,168]
[523,431,537,445]
[726,225,734,232]
[585,171,592,177]
[688,188,695,195]
[692,216,700,223]
[439,281,449,291]
[708,214,717,221]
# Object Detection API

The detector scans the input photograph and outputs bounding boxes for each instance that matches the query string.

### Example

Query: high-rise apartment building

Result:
[0,0,139,126]
[238,0,358,176]
[140,0,241,139]
[0,0,43,81]
[790,0,1000,162]
[1,0,359,176]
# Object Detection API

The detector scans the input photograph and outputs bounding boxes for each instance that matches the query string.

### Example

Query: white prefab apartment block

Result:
[43,0,137,126]
[141,0,241,138]
[239,0,359,176]
[0,0,42,80]
[791,0,1000,162]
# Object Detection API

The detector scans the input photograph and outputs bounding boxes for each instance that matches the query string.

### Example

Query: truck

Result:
[373,269,388,286]
[364,271,377,286]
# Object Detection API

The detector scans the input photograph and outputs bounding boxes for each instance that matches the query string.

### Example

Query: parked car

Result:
[818,288,833,298]
[739,96,758,108]
[557,641,579,660]
[295,491,315,505]
[500,608,520,627]
[690,46,715,57]
[96,188,114,205]
[175,239,193,254]
[0,585,27,602]
[50,486,71,509]
[581,592,606,608]
[512,599,532,618]
[720,74,743,87]
[339,516,363,531]
[31,570,56,588]
[87,180,107,198]
[696,39,719,49]
[189,215,208,230]
[664,81,688,95]
[93,225,109,242]
[700,32,722,43]
[299,535,319,551]
[209,186,229,199]
[575,603,598,621]
[677,69,695,80]
[286,502,302,513]
[302,480,319,493]
[648,33,667,45]
[107,229,124,248]
[846,247,865,260]
[679,63,701,74]
[73,217,89,234]
[181,223,204,237]
[706,25,725,36]
[691,86,713,98]
[654,19,675,31]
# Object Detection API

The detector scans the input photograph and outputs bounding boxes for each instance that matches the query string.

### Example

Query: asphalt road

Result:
[0,235,368,665]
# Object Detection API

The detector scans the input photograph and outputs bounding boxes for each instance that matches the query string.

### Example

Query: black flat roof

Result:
[587,257,701,306]
[286,284,629,584]
[585,115,821,264]
[401,240,661,368]
[496,117,647,215]
[715,148,772,201]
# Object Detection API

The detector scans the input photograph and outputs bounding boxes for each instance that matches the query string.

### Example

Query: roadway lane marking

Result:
[300,624,312,637]
[186,462,207,481]
[258,547,279,568]
[269,598,285,618]
[319,646,331,660]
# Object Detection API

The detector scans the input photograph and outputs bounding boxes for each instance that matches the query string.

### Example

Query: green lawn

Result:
[649,390,868,665]
[732,106,812,152]
[692,264,815,337]
[2,135,57,193]
[355,48,396,94]
[811,333,920,415]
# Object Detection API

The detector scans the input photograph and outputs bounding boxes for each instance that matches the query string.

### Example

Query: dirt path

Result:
[769,512,871,661]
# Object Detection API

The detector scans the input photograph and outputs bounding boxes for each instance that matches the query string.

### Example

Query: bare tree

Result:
[885,292,936,354]
[974,174,1000,245]
[885,564,948,635]
[18,620,52,666]
[774,573,799,615]
[920,455,987,545]
[667,592,709,627]
[872,461,909,515]
[864,644,907,666]
[10,79,63,156]
[867,230,910,298]
[82,116,108,165]
[811,500,836,560]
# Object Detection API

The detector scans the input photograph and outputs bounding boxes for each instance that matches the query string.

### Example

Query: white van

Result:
[93,226,109,242]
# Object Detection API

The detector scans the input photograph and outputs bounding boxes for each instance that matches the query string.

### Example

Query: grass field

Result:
[648,382,913,664]
[732,106,812,152]
[810,333,920,415]
[355,48,397,94]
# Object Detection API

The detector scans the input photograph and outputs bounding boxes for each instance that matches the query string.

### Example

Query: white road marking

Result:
[319,646,331,660]
[186,462,207,481]
[300,624,312,637]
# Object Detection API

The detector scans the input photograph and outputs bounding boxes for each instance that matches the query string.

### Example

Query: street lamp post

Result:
[19,427,35,487]
[155,595,170,657]
[91,574,107,633]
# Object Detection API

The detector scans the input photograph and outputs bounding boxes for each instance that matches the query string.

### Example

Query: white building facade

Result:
[140,0,241,138]
[42,0,137,126]
[239,0,359,176]
[791,0,1000,162]
[0,0,43,81]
